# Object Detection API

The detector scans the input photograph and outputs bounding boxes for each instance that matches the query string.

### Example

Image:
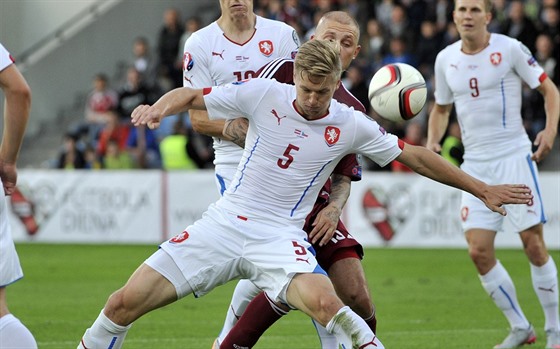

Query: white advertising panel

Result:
[343,172,560,249]
[9,170,163,243]
[164,171,220,240]
[9,170,559,249]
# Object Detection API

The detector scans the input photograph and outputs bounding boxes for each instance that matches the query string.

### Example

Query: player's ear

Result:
[485,12,492,25]
[353,45,361,59]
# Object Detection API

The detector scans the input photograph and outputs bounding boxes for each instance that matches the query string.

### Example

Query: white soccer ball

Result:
[368,63,427,122]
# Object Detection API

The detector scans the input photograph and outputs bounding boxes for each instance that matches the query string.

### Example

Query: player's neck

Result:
[217,13,256,43]
[461,32,491,55]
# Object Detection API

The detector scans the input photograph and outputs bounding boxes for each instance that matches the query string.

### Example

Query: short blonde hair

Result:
[294,40,342,82]
[454,0,492,12]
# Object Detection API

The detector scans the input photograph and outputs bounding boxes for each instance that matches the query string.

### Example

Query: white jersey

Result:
[0,43,14,71]
[203,78,402,228]
[183,16,299,175]
[434,33,546,161]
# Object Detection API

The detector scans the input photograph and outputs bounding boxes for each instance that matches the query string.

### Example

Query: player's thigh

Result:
[106,262,178,324]
[286,272,343,324]
[460,161,504,231]
[160,204,244,298]
[244,226,325,304]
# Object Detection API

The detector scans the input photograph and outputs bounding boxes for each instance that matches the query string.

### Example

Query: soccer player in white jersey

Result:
[0,43,37,349]
[77,39,532,349]
[426,0,560,348]
[215,11,378,349]
[183,0,299,194]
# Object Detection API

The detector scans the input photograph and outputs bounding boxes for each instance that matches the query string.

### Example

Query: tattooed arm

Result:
[308,173,351,246]
[223,118,249,148]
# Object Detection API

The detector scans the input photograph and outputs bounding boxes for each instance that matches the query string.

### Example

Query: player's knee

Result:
[104,289,134,326]
[314,294,345,325]
[524,241,549,266]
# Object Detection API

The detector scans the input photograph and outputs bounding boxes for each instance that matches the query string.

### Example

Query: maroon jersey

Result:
[257,58,365,268]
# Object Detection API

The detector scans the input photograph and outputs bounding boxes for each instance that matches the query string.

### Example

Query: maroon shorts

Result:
[304,200,364,272]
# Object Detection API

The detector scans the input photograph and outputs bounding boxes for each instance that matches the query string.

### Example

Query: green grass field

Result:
[8,244,560,348]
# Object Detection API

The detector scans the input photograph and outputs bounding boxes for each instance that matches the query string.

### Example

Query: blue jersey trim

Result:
[233,137,260,193]
[525,154,547,223]
[501,79,506,128]
[291,161,331,217]
[216,173,227,196]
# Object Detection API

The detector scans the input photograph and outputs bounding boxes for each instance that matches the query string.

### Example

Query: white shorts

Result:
[0,181,23,287]
[460,152,545,232]
[148,203,325,304]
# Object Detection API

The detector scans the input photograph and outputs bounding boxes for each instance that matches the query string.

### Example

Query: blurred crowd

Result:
[54,0,559,171]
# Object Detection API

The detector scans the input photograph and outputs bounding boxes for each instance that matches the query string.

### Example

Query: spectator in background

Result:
[540,4,560,49]
[84,73,118,145]
[103,139,134,170]
[375,0,396,30]
[535,33,559,85]
[159,118,198,170]
[342,64,370,114]
[381,36,416,68]
[524,33,559,145]
[441,21,460,47]
[56,132,86,170]
[501,0,539,53]
[117,66,152,120]
[131,37,158,89]
[126,124,161,169]
[440,120,463,167]
[416,20,442,77]
[434,0,452,32]
[387,4,410,41]
[488,0,508,33]
[96,110,130,160]
[83,146,102,170]
[362,18,386,72]
[157,7,183,89]
[177,16,202,68]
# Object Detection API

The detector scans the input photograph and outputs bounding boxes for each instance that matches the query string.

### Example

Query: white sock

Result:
[326,306,384,349]
[78,309,131,349]
[531,256,560,331]
[312,318,339,349]
[479,260,530,329]
[217,279,261,343]
[0,314,37,349]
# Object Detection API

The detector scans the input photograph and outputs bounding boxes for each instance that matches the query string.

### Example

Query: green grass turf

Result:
[8,244,560,348]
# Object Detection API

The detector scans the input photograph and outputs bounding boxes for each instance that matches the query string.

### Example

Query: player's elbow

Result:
[190,118,206,134]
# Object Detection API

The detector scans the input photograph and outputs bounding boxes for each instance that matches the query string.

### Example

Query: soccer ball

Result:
[368,63,427,122]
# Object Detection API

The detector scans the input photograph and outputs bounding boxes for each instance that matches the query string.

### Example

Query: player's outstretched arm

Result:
[397,143,533,216]
[131,87,206,129]
[0,63,31,196]
[426,103,453,153]
[532,77,559,162]
[308,174,351,246]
